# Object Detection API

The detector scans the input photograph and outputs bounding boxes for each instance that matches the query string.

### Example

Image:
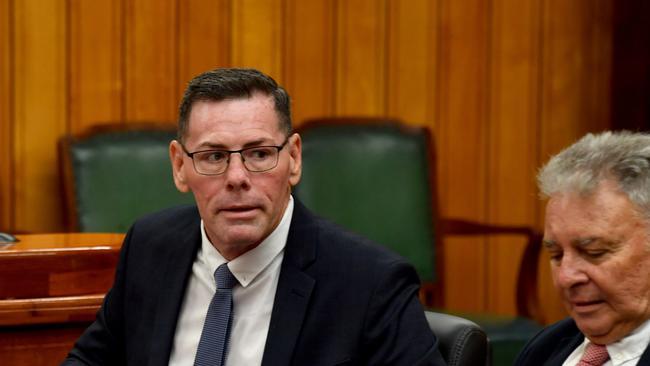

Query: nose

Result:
[224,153,251,191]
[553,254,589,290]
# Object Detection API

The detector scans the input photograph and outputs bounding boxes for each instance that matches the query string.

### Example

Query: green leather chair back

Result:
[62,126,194,232]
[295,120,437,281]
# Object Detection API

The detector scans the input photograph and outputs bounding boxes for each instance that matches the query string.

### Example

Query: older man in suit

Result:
[515,131,650,366]
[62,68,445,366]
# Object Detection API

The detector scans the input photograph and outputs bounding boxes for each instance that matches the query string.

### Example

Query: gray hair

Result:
[538,131,650,215]
[177,68,292,142]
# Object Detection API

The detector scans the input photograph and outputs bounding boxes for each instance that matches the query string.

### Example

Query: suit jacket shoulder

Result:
[514,318,583,366]
[262,201,445,365]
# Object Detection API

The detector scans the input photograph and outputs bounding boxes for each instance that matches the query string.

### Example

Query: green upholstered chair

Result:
[60,124,194,232]
[295,117,543,366]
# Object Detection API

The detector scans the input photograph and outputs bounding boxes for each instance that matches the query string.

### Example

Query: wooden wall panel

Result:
[335,0,387,115]
[485,0,542,315]
[284,0,335,125]
[177,0,231,98]
[12,0,67,232]
[0,0,622,324]
[437,0,490,312]
[124,0,178,121]
[231,0,284,81]
[386,0,437,125]
[0,0,13,231]
[69,0,124,132]
[537,0,613,324]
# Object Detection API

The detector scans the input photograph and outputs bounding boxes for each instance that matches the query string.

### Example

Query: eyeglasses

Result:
[181,139,289,175]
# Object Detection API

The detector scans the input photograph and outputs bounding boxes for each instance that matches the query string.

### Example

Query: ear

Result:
[170,140,190,193]
[288,133,302,187]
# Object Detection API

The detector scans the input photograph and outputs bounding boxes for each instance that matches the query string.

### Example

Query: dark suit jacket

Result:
[63,200,445,365]
[514,317,650,366]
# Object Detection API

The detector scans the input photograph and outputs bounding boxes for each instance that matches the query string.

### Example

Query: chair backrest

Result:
[60,124,194,232]
[425,311,490,366]
[295,118,438,282]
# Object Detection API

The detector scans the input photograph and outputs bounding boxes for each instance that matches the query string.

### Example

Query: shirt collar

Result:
[198,195,294,288]
[605,318,650,365]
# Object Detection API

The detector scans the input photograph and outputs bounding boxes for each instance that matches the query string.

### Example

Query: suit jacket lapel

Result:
[638,343,650,365]
[544,333,584,366]
[147,218,202,366]
[261,201,317,366]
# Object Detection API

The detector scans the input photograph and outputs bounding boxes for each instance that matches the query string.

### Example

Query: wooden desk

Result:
[0,233,123,366]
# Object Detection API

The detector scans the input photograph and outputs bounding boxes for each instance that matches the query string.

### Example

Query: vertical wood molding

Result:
[0,0,13,231]
[485,0,541,315]
[69,0,124,133]
[537,0,614,324]
[231,0,284,80]
[177,0,231,98]
[13,0,68,232]
[124,0,178,121]
[334,0,387,115]
[386,0,437,126]
[283,0,335,125]
[437,0,491,312]
[1,0,620,324]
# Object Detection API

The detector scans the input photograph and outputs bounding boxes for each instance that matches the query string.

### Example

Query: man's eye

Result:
[585,251,606,259]
[205,151,228,162]
[247,148,272,160]
[548,251,563,262]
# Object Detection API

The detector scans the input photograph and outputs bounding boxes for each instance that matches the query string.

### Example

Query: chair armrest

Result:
[425,311,489,366]
[439,218,544,322]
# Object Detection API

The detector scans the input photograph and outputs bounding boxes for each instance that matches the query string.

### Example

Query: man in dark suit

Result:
[62,68,445,365]
[515,131,650,366]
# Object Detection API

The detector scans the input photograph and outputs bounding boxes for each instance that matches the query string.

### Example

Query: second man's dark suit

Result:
[63,200,445,365]
[514,317,650,366]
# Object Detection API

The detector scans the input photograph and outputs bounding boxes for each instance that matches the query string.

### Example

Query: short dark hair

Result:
[177,68,292,142]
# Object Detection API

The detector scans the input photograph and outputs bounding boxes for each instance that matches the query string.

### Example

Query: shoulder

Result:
[120,204,200,256]
[514,318,582,366]
[290,201,418,284]
[129,204,199,235]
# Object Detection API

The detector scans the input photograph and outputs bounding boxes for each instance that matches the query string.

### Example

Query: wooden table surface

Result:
[0,233,125,366]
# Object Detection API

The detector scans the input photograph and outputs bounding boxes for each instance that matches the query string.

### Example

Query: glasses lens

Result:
[194,150,229,175]
[242,146,279,172]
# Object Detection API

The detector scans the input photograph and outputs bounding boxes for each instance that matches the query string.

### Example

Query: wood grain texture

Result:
[0,0,13,231]
[485,0,541,315]
[536,0,614,323]
[436,0,490,312]
[12,0,68,232]
[177,0,231,97]
[69,0,124,133]
[386,0,437,125]
[284,0,336,125]
[334,0,387,115]
[124,0,178,121]
[0,0,624,324]
[231,0,284,80]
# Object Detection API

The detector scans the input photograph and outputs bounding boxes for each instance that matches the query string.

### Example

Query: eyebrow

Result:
[542,237,618,250]
[542,239,557,250]
[193,138,274,150]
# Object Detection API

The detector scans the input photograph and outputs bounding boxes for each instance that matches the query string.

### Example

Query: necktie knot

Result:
[578,343,610,366]
[215,263,238,289]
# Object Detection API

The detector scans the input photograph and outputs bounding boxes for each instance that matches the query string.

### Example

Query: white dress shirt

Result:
[563,319,650,366]
[169,196,294,366]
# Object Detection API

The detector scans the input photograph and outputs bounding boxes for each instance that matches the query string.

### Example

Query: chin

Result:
[575,319,617,344]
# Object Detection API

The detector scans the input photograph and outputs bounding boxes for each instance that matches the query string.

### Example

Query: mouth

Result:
[218,205,260,219]
[570,299,605,314]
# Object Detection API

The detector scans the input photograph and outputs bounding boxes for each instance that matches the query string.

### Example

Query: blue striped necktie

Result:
[194,263,239,366]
